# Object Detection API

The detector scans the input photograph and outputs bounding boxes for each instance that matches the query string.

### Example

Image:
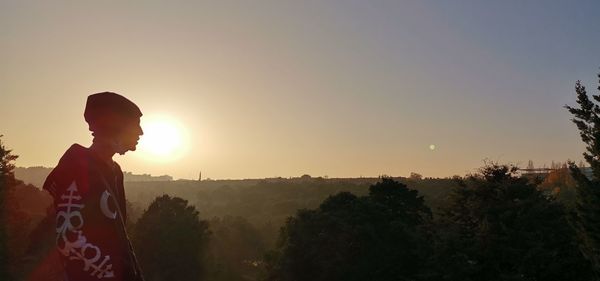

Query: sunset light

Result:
[138,117,185,160]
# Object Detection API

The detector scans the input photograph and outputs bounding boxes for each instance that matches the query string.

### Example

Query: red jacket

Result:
[43,144,130,280]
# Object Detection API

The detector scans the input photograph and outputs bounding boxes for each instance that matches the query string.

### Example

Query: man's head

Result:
[84,92,143,154]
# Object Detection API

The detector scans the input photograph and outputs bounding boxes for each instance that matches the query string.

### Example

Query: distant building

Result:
[120,172,173,182]
[519,168,553,179]
[518,166,594,180]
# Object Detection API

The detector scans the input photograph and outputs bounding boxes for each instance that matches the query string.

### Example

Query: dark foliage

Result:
[204,216,267,281]
[265,177,433,281]
[565,74,600,279]
[133,195,210,281]
[435,163,592,281]
[0,135,16,280]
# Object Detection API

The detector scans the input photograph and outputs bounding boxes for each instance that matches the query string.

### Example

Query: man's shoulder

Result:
[57,143,89,164]
[43,143,91,195]
[57,143,91,172]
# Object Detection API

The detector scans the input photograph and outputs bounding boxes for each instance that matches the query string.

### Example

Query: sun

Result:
[138,117,185,160]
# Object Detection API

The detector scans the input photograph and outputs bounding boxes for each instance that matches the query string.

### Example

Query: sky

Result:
[1,0,600,180]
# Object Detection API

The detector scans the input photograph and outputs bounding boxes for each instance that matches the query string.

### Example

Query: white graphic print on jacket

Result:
[55,181,115,278]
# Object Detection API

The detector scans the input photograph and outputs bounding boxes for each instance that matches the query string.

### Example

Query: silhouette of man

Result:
[43,92,145,281]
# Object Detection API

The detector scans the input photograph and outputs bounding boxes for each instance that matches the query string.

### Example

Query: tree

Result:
[133,195,210,281]
[565,74,600,278]
[0,135,35,280]
[0,135,17,280]
[410,172,423,180]
[0,136,57,281]
[539,167,577,208]
[436,163,592,281]
[264,177,433,281]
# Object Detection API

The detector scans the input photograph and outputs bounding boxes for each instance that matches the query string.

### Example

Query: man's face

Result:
[115,117,143,154]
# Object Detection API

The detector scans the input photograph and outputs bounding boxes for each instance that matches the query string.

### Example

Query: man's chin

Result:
[117,146,137,155]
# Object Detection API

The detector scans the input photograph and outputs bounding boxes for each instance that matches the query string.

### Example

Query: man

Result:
[43,92,145,281]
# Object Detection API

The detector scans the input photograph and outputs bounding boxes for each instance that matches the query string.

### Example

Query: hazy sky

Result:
[2,1,600,180]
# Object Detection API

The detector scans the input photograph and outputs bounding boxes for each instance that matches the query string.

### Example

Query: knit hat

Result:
[84,92,142,133]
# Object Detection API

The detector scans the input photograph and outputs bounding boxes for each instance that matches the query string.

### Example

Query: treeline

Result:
[1,155,592,281]
[124,176,460,237]
[126,164,592,280]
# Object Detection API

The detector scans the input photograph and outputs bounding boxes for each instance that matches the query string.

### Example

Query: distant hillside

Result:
[15,166,173,188]
[123,175,458,229]
[14,166,51,188]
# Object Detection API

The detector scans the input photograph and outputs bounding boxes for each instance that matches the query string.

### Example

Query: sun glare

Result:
[139,117,185,160]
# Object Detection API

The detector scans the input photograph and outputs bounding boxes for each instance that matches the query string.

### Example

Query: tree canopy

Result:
[435,164,591,281]
[265,177,433,281]
[565,74,600,279]
[133,195,210,281]
[0,135,16,280]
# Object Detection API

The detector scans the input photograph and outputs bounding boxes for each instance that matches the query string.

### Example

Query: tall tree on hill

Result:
[0,135,17,281]
[0,136,39,280]
[565,73,600,278]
